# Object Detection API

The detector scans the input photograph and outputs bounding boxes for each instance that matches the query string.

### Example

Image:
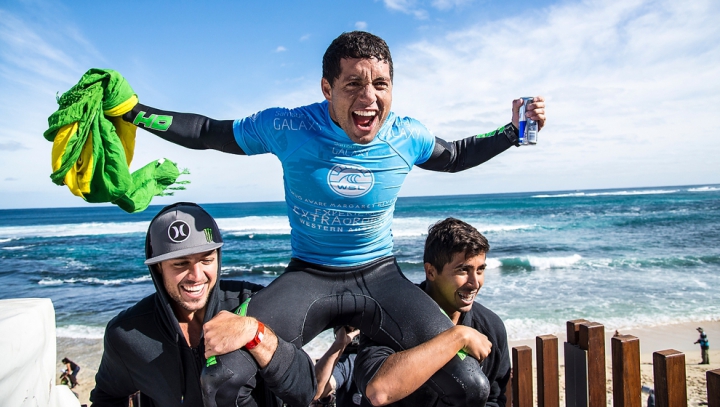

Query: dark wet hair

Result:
[322,31,393,86]
[424,218,490,273]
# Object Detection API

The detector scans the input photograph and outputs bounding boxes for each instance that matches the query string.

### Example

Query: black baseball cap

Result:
[145,203,224,265]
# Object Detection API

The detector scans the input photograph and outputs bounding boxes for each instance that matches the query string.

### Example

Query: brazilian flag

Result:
[44,69,188,213]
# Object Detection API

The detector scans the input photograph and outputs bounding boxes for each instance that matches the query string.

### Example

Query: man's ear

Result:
[321,78,332,102]
[424,263,437,282]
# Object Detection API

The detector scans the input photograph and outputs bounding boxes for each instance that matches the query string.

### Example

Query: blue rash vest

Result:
[233,101,435,266]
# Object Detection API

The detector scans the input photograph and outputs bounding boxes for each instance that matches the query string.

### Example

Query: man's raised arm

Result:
[418,96,545,172]
[122,103,245,154]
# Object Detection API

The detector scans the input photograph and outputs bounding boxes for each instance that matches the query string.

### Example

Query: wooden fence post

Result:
[579,322,606,407]
[567,319,589,346]
[512,346,533,407]
[653,349,687,407]
[565,320,590,407]
[611,335,641,407]
[537,335,559,407]
[705,369,720,407]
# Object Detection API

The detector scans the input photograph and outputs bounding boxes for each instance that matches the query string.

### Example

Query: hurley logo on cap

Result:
[168,220,190,242]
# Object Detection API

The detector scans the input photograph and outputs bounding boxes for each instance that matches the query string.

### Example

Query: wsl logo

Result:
[327,164,374,198]
[168,220,190,243]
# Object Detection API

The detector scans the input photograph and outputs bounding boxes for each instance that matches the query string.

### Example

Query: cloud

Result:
[5,177,18,181]
[0,140,27,151]
[299,34,311,41]
[392,0,720,194]
[275,46,288,52]
[381,0,429,19]
[355,21,368,30]
[431,0,473,10]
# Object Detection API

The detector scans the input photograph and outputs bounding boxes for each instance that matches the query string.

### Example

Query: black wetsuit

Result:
[354,281,511,407]
[122,102,518,407]
[91,249,316,406]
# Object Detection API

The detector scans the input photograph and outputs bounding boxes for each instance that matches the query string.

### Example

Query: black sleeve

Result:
[90,331,139,406]
[353,334,395,396]
[258,337,317,407]
[122,102,245,155]
[417,123,518,172]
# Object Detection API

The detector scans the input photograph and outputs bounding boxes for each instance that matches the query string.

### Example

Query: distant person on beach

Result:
[61,357,80,389]
[695,327,710,364]
[317,218,510,406]
[120,31,544,405]
[90,203,316,407]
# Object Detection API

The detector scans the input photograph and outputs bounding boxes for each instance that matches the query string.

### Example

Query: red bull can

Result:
[518,97,538,145]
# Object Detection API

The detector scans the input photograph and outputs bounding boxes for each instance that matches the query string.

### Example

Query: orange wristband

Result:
[245,321,265,350]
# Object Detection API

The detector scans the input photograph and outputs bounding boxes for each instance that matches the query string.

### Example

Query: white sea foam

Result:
[1,245,33,250]
[38,275,152,286]
[0,221,149,239]
[57,324,105,339]
[0,238,13,243]
[526,254,583,270]
[533,189,679,198]
[219,216,291,236]
[486,258,503,270]
[391,217,535,237]
[688,186,720,192]
[503,313,720,341]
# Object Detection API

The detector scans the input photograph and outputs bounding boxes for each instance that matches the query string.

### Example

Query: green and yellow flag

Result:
[44,69,188,213]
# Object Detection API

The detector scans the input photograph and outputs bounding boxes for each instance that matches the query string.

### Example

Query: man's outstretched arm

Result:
[357,325,492,406]
[121,103,245,154]
[418,96,546,172]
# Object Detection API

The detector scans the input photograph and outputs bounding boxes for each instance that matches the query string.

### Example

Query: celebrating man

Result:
[121,31,545,406]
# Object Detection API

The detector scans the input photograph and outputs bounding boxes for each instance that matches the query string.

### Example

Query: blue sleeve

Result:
[410,119,436,166]
[232,109,276,156]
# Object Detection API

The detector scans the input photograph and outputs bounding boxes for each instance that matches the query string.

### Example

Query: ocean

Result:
[1,184,719,354]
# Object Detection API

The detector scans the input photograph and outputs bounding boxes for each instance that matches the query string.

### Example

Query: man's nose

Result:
[358,84,377,104]
[467,272,480,289]
[188,262,204,279]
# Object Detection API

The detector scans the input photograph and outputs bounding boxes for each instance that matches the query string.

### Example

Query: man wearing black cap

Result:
[90,202,316,406]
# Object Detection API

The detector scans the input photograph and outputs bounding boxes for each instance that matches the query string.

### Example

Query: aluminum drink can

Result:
[518,97,538,145]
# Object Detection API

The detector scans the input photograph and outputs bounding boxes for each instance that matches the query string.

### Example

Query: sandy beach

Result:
[57,320,719,406]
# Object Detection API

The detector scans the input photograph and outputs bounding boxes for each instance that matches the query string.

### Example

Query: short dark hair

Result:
[322,31,393,86]
[424,218,490,272]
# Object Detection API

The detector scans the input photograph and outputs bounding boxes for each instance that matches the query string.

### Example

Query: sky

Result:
[1,0,718,209]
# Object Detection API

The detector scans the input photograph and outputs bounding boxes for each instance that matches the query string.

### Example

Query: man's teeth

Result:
[458,292,476,301]
[183,285,204,293]
[354,111,376,117]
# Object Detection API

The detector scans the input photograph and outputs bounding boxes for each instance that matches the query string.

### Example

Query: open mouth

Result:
[352,110,378,131]
[457,290,477,305]
[181,283,207,299]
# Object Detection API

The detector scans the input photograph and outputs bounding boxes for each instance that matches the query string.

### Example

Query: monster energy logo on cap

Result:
[204,228,214,243]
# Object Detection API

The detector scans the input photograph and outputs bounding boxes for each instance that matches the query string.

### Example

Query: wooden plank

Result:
[567,319,589,346]
[653,349,687,407]
[537,335,559,407]
[512,346,533,407]
[611,335,641,407]
[506,368,513,407]
[579,322,606,407]
[706,369,720,407]
[564,342,588,407]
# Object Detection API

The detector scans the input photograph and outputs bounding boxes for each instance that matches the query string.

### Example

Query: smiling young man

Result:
[354,218,510,406]
[90,203,316,407]
[119,31,542,406]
